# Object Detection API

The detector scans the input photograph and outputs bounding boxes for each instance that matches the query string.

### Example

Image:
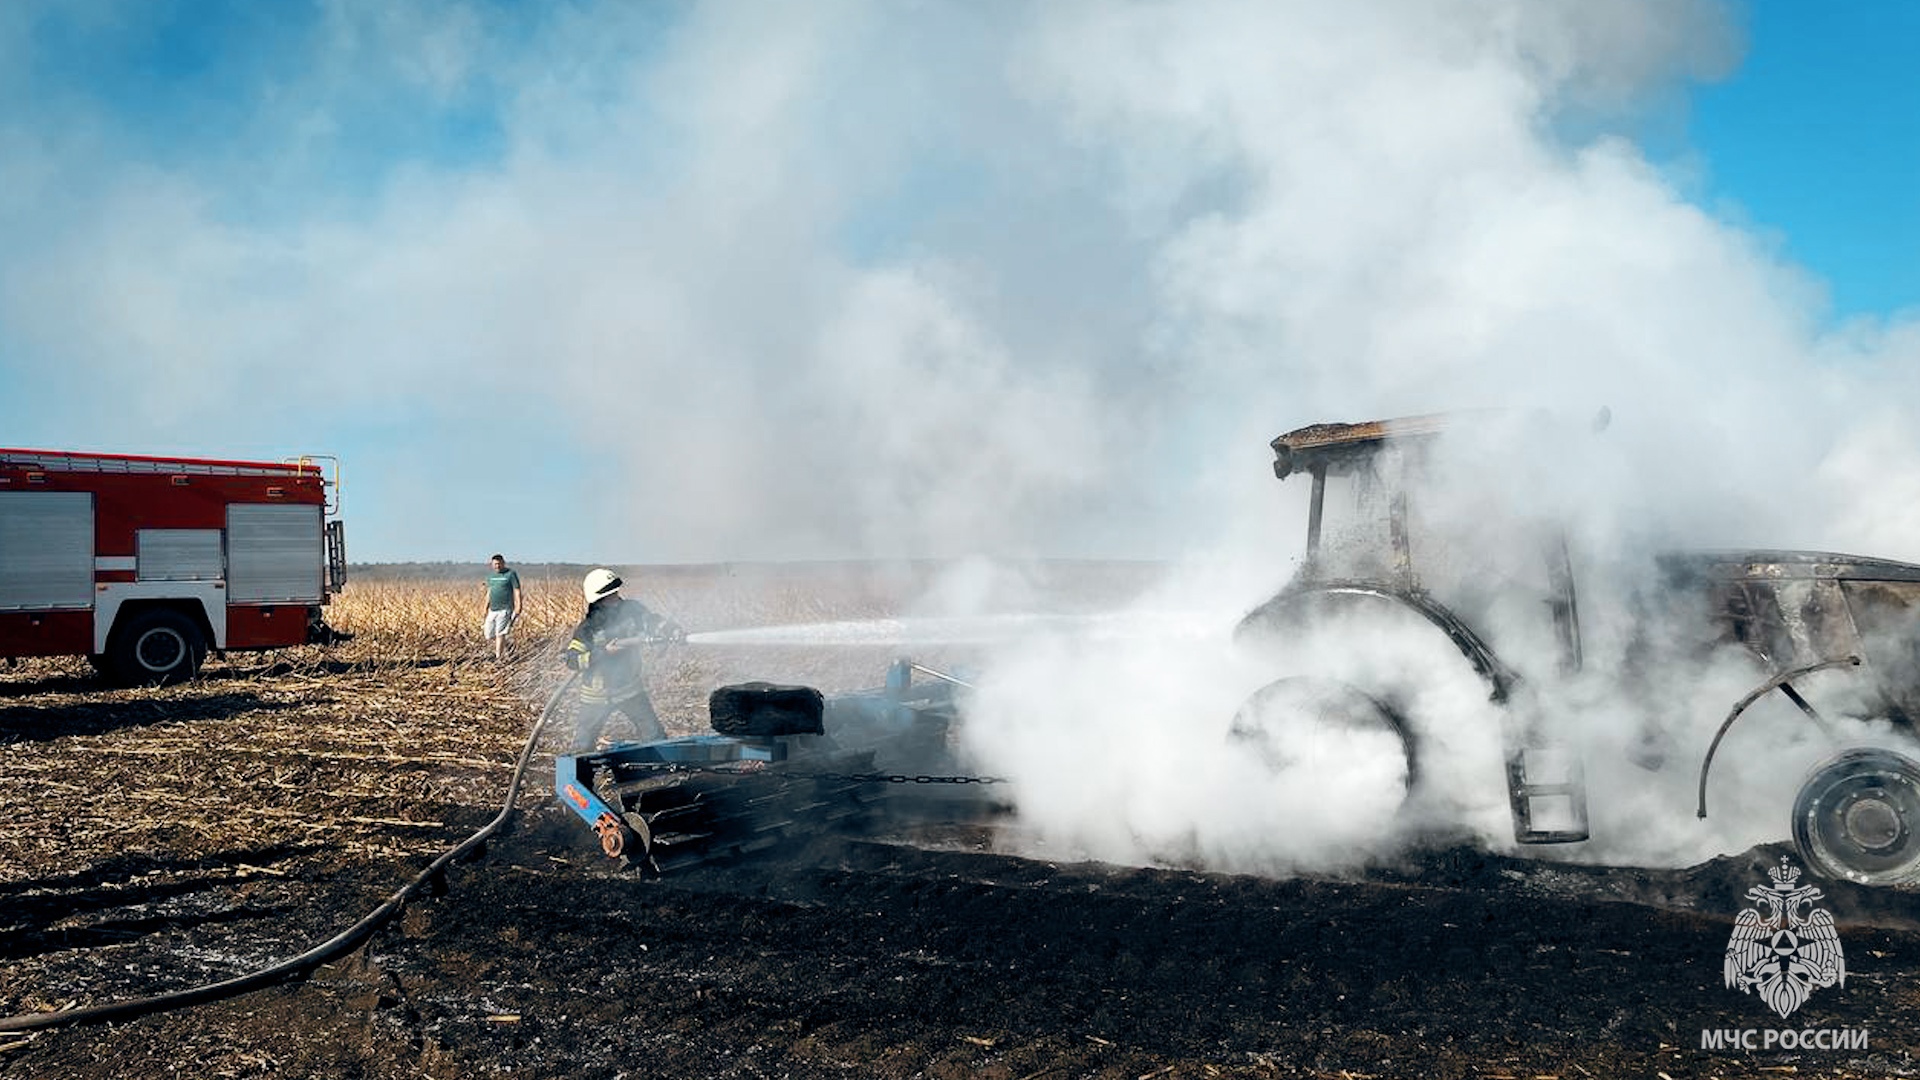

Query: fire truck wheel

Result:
[109,610,206,687]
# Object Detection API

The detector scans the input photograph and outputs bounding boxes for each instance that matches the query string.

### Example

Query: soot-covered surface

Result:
[5,806,1919,1080]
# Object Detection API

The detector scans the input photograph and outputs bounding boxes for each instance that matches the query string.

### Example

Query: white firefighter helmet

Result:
[582,568,623,603]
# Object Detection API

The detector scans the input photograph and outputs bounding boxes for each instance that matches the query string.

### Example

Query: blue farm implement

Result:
[555,659,995,872]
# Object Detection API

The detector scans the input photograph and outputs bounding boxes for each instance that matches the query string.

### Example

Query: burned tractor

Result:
[1233,414,1920,886]
[556,660,993,873]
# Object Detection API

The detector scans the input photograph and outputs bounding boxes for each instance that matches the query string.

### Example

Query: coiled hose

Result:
[0,671,579,1034]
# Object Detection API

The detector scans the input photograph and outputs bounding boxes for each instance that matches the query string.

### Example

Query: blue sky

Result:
[4,2,1920,565]
[1684,3,1920,319]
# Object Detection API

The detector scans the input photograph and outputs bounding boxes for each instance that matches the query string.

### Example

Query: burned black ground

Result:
[7,798,1920,1079]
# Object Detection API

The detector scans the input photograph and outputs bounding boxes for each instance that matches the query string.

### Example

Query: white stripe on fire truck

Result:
[94,556,136,572]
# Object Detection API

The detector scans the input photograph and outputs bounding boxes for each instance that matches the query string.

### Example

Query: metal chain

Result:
[818,772,1008,785]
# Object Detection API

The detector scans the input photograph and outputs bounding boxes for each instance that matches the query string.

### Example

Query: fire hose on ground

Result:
[0,671,580,1035]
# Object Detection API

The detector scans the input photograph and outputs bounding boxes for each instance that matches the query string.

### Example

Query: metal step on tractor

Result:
[1230,412,1920,886]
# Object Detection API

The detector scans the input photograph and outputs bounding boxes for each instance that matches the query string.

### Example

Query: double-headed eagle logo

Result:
[1724,857,1846,1019]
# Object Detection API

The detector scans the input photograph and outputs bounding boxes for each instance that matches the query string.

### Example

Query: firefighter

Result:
[563,568,687,753]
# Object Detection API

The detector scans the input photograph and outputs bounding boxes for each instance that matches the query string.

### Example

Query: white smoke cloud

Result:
[943,0,1920,875]
[7,0,1868,563]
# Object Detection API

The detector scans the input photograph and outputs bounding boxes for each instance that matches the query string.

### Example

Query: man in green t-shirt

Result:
[483,554,522,661]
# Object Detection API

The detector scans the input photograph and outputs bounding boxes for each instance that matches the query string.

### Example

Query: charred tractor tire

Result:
[709,682,826,737]
[1229,676,1420,794]
[108,609,206,687]
[1792,747,1920,886]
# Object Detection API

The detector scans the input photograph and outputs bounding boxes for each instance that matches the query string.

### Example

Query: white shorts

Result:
[484,608,516,639]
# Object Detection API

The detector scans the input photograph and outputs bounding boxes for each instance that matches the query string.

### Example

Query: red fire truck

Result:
[0,449,347,685]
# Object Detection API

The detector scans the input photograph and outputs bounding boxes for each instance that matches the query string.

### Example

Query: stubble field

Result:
[1,562,1918,1080]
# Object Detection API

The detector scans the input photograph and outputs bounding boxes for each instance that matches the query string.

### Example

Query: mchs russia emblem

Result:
[1724,857,1846,1019]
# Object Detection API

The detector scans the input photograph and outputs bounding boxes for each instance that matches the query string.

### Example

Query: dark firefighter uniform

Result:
[563,595,683,752]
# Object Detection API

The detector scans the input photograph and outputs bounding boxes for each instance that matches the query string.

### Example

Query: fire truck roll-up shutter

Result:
[137,529,223,581]
[0,491,95,610]
[228,504,323,603]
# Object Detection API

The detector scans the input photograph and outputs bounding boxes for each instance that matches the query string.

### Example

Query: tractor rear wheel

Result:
[1228,676,1419,796]
[1792,747,1920,885]
[108,610,206,687]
